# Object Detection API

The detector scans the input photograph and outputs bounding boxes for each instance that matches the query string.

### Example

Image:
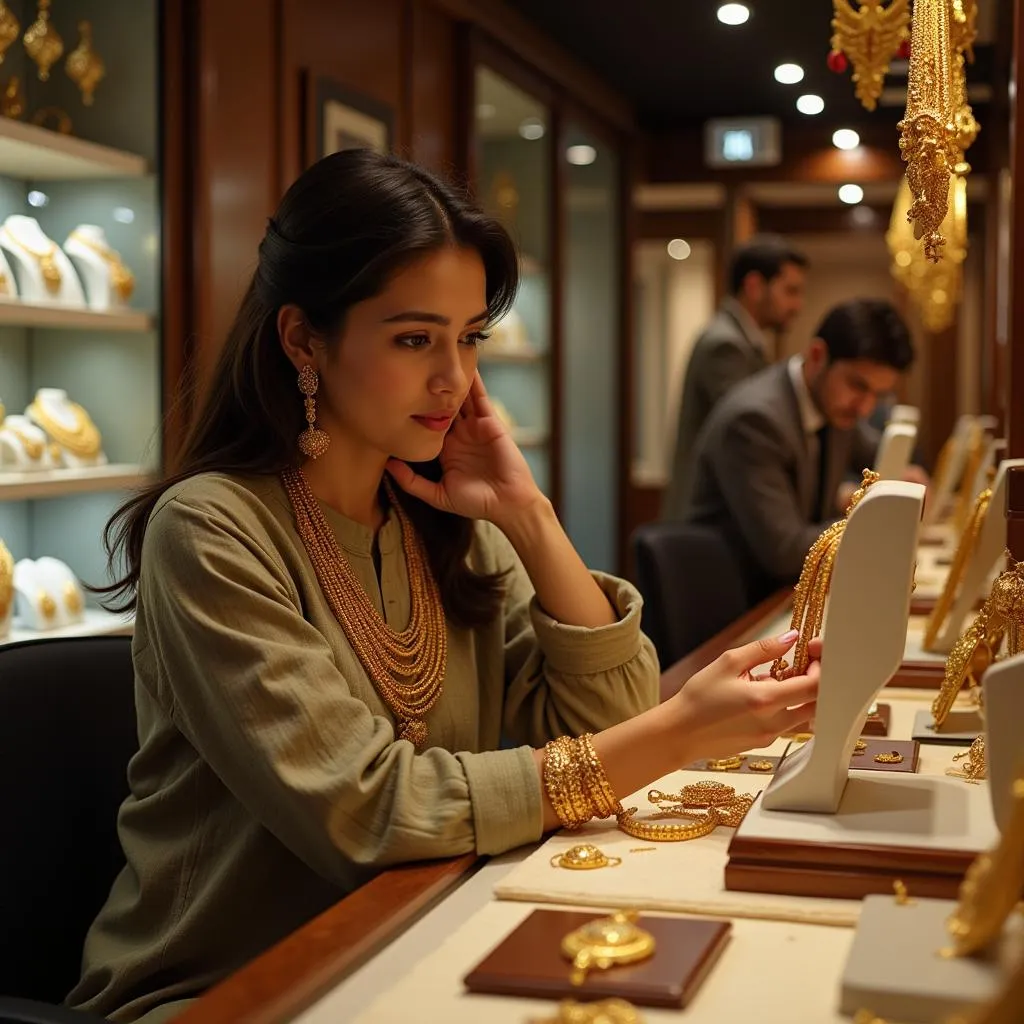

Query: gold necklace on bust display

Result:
[27,397,101,458]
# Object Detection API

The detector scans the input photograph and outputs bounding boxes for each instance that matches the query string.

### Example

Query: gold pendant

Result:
[111,261,135,302]
[23,0,63,82]
[65,20,104,106]
[550,844,621,871]
[561,911,655,986]
[39,589,56,623]
[398,718,428,750]
[64,580,82,616]
[39,251,61,293]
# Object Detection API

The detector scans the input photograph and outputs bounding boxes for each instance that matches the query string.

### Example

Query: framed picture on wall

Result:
[305,74,394,164]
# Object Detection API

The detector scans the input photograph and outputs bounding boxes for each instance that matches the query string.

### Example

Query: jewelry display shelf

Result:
[1,607,133,647]
[0,301,154,331]
[0,117,148,180]
[0,463,150,501]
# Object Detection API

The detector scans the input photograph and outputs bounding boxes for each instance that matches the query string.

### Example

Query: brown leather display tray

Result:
[850,739,920,773]
[463,909,731,1009]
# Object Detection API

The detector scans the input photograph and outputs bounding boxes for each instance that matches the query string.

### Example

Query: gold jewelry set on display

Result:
[25,394,101,459]
[0,0,105,132]
[68,230,135,302]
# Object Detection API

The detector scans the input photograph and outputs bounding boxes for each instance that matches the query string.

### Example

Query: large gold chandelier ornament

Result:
[829,0,910,112]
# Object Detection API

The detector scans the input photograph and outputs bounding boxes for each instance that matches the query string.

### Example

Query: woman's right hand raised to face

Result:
[671,630,819,761]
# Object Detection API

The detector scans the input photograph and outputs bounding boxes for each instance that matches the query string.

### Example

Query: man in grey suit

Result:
[682,299,916,609]
[661,235,808,519]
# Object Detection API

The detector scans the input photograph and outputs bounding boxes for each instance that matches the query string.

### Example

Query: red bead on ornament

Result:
[827,50,848,74]
[898,39,911,60]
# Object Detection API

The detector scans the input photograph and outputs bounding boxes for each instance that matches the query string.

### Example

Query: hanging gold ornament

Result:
[23,0,63,82]
[0,1,20,65]
[830,0,910,112]
[1,74,23,120]
[898,0,958,263]
[950,0,980,166]
[65,21,104,106]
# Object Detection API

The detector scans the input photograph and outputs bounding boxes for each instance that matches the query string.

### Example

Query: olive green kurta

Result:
[67,473,659,1022]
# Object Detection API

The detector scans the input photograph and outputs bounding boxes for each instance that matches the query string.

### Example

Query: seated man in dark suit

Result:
[681,298,916,608]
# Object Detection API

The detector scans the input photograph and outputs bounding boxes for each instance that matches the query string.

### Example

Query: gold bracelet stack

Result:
[543,734,619,830]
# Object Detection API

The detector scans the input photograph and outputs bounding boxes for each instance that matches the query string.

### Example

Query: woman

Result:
[68,150,817,1022]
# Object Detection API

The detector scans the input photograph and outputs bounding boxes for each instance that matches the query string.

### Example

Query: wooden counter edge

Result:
[176,852,480,1024]
[179,589,793,1024]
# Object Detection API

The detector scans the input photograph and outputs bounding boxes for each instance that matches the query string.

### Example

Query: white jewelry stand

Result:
[13,557,85,631]
[983,653,1024,833]
[25,388,107,469]
[923,414,976,528]
[0,413,61,470]
[874,422,917,481]
[929,458,1024,655]
[889,404,920,426]
[0,245,18,303]
[0,215,85,307]
[762,480,925,813]
[63,224,126,311]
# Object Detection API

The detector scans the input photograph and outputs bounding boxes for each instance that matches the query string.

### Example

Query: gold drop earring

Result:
[0,2,20,66]
[65,20,104,105]
[297,365,330,459]
[23,0,63,82]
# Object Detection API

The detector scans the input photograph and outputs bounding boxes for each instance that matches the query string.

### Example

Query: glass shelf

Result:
[1,607,133,647]
[0,116,149,180]
[0,464,151,501]
[0,301,154,330]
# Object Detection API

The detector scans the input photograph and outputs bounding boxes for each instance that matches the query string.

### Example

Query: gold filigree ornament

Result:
[874,750,904,764]
[616,782,754,842]
[949,734,987,782]
[561,911,655,987]
[0,1,20,66]
[0,538,13,622]
[65,21,104,106]
[830,0,910,112]
[530,999,645,1024]
[23,0,63,82]
[550,844,622,871]
[771,469,879,680]
[943,775,1024,958]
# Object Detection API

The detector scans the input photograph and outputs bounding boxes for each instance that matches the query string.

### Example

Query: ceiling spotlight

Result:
[566,144,597,166]
[27,190,49,208]
[838,183,864,204]
[796,94,825,115]
[832,128,861,150]
[667,238,692,261]
[476,103,496,120]
[518,117,545,141]
[716,3,750,26]
[774,63,804,85]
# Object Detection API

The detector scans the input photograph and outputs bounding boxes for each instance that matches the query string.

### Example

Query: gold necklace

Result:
[69,230,135,302]
[923,482,992,650]
[4,423,43,460]
[282,467,447,751]
[7,231,62,293]
[772,469,879,680]
[26,397,101,458]
[0,539,13,621]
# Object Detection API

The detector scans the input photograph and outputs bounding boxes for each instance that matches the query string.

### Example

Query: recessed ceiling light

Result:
[667,238,692,261]
[27,190,48,208]
[832,128,861,150]
[518,117,545,141]
[796,94,825,115]
[774,63,804,85]
[566,144,597,166]
[838,183,864,204]
[717,3,750,26]
[476,103,496,120]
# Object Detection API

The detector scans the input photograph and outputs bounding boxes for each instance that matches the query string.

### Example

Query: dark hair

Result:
[815,298,915,371]
[99,149,519,627]
[728,235,808,295]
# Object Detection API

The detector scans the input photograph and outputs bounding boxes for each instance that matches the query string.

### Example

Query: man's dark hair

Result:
[728,235,808,295]
[815,298,915,371]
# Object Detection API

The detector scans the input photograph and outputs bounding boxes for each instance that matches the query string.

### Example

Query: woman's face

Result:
[316,246,489,463]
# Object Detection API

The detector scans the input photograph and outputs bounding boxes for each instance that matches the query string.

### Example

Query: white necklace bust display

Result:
[0,215,86,307]
[64,224,136,311]
[25,388,106,468]
[0,412,61,470]
[13,556,85,632]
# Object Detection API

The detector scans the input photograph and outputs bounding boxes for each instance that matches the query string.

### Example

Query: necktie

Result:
[812,425,830,521]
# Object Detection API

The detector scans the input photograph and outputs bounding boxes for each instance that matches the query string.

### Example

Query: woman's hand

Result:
[670,630,820,761]
[386,373,543,526]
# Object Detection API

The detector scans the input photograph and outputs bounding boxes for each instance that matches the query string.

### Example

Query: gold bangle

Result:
[577,733,620,818]
[544,737,595,829]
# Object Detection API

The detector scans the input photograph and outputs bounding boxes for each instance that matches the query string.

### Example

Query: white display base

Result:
[1,607,133,646]
[983,654,1024,832]
[763,480,925,813]
[874,422,917,481]
[933,459,1024,655]
[911,707,982,746]
[840,895,1023,1024]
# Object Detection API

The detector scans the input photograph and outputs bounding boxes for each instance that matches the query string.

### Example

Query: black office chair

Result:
[631,521,750,667]
[0,635,137,1023]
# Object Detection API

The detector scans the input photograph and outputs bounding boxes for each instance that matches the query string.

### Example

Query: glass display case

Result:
[0,1,159,644]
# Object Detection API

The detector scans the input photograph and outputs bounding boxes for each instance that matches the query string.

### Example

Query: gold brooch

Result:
[561,910,655,986]
[749,759,774,772]
[551,844,621,871]
[875,750,904,764]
